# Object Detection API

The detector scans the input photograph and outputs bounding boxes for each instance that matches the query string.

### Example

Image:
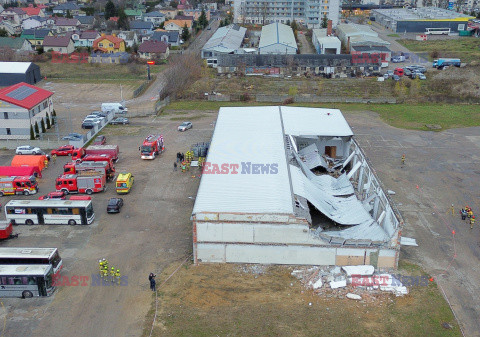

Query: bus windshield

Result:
[86,203,94,219]
[50,252,61,270]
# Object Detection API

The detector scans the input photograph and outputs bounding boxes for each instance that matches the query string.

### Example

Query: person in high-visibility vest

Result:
[401,154,405,165]
[103,258,108,269]
[102,266,109,279]
[468,209,473,219]
[99,260,104,277]
[110,267,116,282]
[470,216,475,229]
[44,158,49,169]
[115,269,121,285]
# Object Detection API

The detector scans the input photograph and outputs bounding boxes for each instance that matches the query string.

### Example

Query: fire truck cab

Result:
[0,176,38,196]
[140,134,164,160]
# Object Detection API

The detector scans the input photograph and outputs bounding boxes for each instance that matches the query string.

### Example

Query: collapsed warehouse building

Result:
[192,106,402,268]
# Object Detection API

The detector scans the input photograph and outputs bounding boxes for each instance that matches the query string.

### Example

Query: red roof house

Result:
[0,82,53,109]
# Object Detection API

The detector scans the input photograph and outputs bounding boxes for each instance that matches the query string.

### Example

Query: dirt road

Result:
[349,111,480,337]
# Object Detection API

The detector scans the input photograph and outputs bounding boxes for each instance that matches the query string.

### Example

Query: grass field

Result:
[39,62,166,82]
[397,38,480,63]
[163,101,480,131]
[143,261,460,337]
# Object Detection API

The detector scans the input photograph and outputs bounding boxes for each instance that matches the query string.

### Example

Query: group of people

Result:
[460,206,475,229]
[98,258,121,284]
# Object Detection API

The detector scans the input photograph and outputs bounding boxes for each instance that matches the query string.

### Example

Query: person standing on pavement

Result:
[174,162,177,172]
[149,273,156,291]
[461,208,467,220]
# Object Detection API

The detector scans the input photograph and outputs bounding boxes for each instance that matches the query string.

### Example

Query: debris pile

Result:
[291,265,409,299]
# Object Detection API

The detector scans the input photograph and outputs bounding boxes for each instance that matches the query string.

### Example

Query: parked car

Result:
[107,198,124,213]
[83,118,101,126]
[82,121,95,129]
[62,133,83,141]
[383,73,390,79]
[407,65,427,73]
[109,117,129,125]
[38,191,66,200]
[84,117,102,124]
[387,70,394,76]
[51,145,75,156]
[178,121,193,132]
[391,55,405,63]
[91,111,108,118]
[418,73,426,80]
[392,74,400,81]
[16,145,42,155]
[92,135,106,145]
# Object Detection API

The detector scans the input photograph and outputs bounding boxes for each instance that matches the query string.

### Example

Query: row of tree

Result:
[29,111,56,140]
[105,0,130,30]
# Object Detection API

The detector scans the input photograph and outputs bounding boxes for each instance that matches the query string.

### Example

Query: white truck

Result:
[101,103,128,114]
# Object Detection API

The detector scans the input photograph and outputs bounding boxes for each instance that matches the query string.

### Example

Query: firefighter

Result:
[102,266,109,279]
[461,208,467,220]
[115,269,121,285]
[181,161,186,173]
[470,216,475,229]
[401,154,405,165]
[103,258,108,270]
[44,158,49,169]
[468,209,473,219]
[52,154,57,164]
[110,267,116,282]
[99,260,104,277]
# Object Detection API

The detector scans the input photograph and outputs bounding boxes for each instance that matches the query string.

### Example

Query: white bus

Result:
[425,28,451,35]
[0,248,63,275]
[0,264,55,298]
[5,199,95,226]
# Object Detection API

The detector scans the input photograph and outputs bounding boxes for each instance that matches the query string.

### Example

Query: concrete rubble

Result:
[290,264,409,299]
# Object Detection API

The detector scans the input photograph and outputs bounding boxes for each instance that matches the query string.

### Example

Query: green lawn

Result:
[164,101,480,131]
[397,38,480,63]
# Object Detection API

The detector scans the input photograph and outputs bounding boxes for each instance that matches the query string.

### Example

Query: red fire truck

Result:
[63,161,114,181]
[71,145,119,161]
[140,134,164,160]
[55,172,106,195]
[0,176,38,196]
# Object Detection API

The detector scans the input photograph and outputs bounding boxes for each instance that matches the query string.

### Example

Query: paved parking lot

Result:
[0,113,215,336]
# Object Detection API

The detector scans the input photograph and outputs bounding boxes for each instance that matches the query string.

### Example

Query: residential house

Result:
[164,19,192,34]
[124,9,143,21]
[130,20,153,35]
[143,11,165,26]
[0,20,16,35]
[21,16,48,30]
[53,17,80,33]
[138,39,169,59]
[1,7,28,25]
[0,81,54,140]
[20,5,46,17]
[184,9,210,21]
[174,15,194,21]
[89,52,129,64]
[151,29,180,47]
[42,34,75,53]
[52,2,80,16]
[117,30,139,48]
[20,29,52,48]
[0,36,33,52]
[34,0,50,5]
[72,30,100,47]
[202,1,218,11]
[92,34,126,53]
[75,15,95,30]
[158,8,177,20]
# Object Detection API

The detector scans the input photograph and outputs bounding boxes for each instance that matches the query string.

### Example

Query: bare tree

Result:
[159,53,203,99]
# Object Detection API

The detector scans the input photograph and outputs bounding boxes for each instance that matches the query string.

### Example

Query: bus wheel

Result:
[86,189,93,195]
[68,220,77,226]
[25,219,34,226]
[22,291,33,299]
[23,190,29,195]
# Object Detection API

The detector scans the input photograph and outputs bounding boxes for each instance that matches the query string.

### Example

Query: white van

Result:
[101,103,128,114]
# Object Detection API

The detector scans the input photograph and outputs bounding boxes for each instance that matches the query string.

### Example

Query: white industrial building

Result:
[312,28,341,54]
[259,22,297,55]
[201,24,247,66]
[192,106,402,267]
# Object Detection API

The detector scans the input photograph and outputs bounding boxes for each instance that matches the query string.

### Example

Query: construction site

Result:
[193,106,401,267]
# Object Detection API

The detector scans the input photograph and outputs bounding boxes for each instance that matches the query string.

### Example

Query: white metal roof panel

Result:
[202,24,247,53]
[259,22,297,49]
[193,106,293,214]
[281,106,353,137]
[0,62,32,74]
